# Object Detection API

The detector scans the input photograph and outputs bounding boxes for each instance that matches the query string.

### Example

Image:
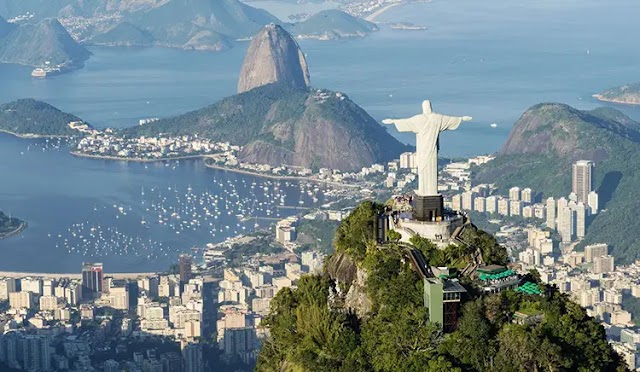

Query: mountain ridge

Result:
[475,102,640,263]
[0,17,90,68]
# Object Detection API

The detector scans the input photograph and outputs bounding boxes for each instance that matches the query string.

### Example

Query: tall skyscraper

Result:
[576,202,586,239]
[22,335,51,371]
[585,243,608,263]
[179,254,193,284]
[82,262,104,299]
[546,197,556,230]
[509,186,521,201]
[588,191,599,214]
[521,188,533,203]
[182,342,203,372]
[572,160,594,203]
[558,206,573,242]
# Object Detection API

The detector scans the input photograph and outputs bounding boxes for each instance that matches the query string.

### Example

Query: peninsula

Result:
[0,210,27,239]
[0,99,92,137]
[594,83,640,105]
[126,24,408,172]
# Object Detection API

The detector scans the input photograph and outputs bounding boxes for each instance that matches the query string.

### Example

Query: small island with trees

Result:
[594,82,640,105]
[0,210,27,239]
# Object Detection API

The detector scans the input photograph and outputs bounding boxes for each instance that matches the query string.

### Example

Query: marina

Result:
[0,134,338,272]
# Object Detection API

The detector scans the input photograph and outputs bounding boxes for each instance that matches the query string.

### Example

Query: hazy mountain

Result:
[0,99,85,136]
[87,21,155,47]
[0,0,165,19]
[0,15,14,37]
[128,0,279,40]
[288,9,379,39]
[238,23,310,94]
[0,18,90,67]
[475,102,640,263]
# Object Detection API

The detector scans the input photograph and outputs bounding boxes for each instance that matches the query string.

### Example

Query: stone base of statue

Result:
[414,195,444,222]
[391,213,464,248]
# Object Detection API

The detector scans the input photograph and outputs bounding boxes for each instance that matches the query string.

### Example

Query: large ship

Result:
[31,68,47,78]
[31,61,69,78]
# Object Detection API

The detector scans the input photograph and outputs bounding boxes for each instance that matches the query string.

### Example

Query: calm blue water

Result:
[1,0,640,271]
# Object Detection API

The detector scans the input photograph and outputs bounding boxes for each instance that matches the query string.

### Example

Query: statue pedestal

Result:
[392,214,464,248]
[414,195,444,222]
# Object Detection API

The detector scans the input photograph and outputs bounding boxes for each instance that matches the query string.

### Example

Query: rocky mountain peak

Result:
[237,23,310,94]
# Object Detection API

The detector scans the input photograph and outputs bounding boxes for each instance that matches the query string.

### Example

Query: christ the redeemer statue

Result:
[383,100,471,198]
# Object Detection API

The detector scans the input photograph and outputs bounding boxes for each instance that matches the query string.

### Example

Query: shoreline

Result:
[0,221,28,240]
[203,161,359,188]
[365,3,402,22]
[0,270,157,280]
[0,129,73,139]
[69,151,206,163]
[592,94,640,106]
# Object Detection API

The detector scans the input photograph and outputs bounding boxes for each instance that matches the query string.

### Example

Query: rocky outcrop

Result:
[238,23,310,94]
[326,251,358,285]
[343,267,372,318]
[326,251,372,318]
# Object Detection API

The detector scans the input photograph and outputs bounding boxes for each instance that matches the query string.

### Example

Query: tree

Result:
[387,230,402,243]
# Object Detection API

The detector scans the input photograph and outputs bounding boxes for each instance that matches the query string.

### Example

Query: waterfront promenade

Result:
[0,271,157,280]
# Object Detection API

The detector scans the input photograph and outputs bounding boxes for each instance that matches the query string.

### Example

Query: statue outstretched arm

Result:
[439,115,472,131]
[382,114,423,132]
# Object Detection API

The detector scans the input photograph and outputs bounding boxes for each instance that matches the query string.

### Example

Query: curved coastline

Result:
[69,151,205,163]
[0,270,156,279]
[203,161,359,188]
[68,150,359,188]
[0,221,28,240]
[0,129,73,139]
[592,94,640,106]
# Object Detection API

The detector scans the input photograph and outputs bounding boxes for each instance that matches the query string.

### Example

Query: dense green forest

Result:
[0,99,83,136]
[257,201,627,371]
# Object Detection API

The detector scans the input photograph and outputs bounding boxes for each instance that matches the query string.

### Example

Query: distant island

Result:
[594,82,640,105]
[288,9,379,40]
[389,22,428,31]
[0,210,26,239]
[0,16,89,75]
[0,99,92,138]
[0,0,380,55]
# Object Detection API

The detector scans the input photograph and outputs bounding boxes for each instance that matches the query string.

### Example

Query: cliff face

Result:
[238,23,310,94]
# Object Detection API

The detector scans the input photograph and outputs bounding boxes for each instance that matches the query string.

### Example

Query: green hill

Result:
[288,9,378,39]
[257,201,625,372]
[124,83,408,171]
[0,99,85,137]
[595,82,640,105]
[0,18,90,67]
[475,103,640,263]
[88,21,155,47]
